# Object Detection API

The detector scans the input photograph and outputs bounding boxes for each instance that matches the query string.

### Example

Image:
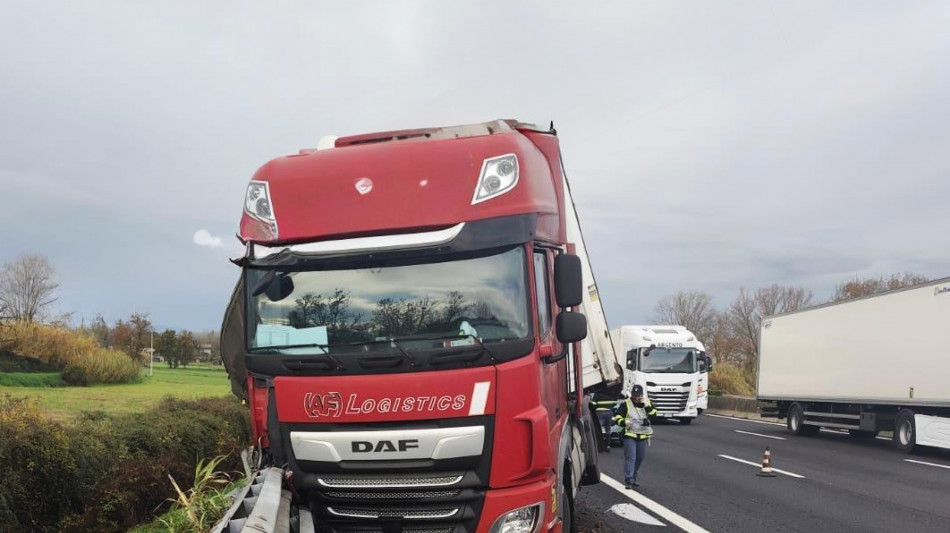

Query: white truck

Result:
[758,277,950,452]
[611,325,712,424]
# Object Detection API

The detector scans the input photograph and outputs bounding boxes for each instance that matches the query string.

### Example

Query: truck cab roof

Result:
[240,120,564,246]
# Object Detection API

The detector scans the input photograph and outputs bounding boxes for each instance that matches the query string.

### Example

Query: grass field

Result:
[0,364,233,420]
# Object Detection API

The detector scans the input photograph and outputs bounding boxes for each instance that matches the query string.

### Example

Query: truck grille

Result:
[312,472,479,533]
[327,507,461,520]
[650,390,689,413]
[317,475,463,489]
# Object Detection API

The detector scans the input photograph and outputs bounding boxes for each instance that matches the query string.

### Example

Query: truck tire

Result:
[893,409,916,454]
[561,470,577,533]
[787,403,817,436]
[679,417,693,425]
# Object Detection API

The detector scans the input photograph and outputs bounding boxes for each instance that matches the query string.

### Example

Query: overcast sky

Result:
[2,1,948,331]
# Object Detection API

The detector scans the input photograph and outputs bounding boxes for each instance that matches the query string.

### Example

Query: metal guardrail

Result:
[211,466,314,533]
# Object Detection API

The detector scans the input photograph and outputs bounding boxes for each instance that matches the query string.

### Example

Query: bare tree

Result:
[831,273,929,302]
[728,284,813,374]
[0,255,59,322]
[652,290,717,342]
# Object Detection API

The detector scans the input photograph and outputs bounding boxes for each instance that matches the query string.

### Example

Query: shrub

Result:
[0,322,99,369]
[709,363,755,396]
[0,394,250,532]
[62,348,142,385]
[0,322,141,385]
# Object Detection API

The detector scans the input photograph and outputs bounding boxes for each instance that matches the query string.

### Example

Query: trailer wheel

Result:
[893,409,916,454]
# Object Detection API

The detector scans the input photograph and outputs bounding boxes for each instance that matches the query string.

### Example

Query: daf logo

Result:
[352,439,420,453]
[660,387,676,392]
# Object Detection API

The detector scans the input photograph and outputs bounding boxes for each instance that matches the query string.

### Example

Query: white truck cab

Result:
[611,325,712,424]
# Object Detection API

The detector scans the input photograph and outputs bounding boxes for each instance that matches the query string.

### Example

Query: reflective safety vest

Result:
[613,399,657,440]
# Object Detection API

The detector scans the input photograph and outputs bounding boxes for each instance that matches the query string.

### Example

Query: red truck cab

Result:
[222,120,601,533]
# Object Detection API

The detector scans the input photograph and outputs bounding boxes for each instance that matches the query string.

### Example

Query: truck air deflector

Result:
[245,214,536,269]
[253,223,465,258]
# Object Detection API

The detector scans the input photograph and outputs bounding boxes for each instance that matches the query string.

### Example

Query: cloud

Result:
[193,230,223,248]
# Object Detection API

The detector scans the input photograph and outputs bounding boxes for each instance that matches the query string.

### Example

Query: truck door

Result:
[697,354,710,412]
[535,248,567,433]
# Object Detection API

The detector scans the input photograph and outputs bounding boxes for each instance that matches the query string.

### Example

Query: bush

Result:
[709,363,755,396]
[0,322,99,369]
[0,322,141,385]
[0,394,250,532]
[61,348,142,385]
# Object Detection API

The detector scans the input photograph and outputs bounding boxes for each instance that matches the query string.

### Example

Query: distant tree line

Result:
[652,272,930,394]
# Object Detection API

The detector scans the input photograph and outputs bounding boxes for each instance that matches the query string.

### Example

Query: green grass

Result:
[0,364,232,420]
[0,371,66,387]
[128,477,247,533]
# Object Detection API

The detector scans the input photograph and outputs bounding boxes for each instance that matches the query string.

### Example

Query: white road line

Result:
[734,429,786,440]
[600,474,710,533]
[717,454,806,478]
[607,503,665,526]
[705,413,785,427]
[905,459,950,470]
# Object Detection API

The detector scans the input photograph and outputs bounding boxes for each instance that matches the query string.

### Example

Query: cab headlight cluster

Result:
[489,502,543,533]
[472,154,519,204]
[244,180,278,235]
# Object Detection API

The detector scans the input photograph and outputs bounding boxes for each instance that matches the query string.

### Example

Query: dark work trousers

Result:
[596,410,613,449]
[623,436,648,484]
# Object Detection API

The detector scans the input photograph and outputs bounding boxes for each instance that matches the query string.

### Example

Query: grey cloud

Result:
[1,1,948,330]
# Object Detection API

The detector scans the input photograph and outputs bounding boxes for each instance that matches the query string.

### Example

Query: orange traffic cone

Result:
[757,447,777,477]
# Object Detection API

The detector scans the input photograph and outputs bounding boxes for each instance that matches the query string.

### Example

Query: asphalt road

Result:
[574,413,950,532]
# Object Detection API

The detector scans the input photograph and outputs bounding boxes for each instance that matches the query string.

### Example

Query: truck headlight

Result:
[489,502,544,533]
[472,154,519,204]
[244,180,278,237]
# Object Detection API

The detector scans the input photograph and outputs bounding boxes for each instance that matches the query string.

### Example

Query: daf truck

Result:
[221,120,623,533]
[758,277,950,453]
[610,325,712,424]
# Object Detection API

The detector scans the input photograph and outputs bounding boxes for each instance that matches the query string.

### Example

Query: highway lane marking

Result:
[706,413,785,427]
[607,503,665,526]
[734,429,786,440]
[600,474,711,533]
[717,454,806,478]
[905,459,950,470]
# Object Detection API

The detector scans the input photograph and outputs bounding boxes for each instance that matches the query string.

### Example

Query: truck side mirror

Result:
[698,359,707,372]
[556,311,587,343]
[554,254,583,308]
[265,275,295,302]
[626,349,637,370]
[705,356,713,372]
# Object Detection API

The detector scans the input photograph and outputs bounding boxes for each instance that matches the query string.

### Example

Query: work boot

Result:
[632,481,641,488]
[624,483,632,490]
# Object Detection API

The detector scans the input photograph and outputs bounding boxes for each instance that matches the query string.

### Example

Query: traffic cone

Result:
[757,447,777,477]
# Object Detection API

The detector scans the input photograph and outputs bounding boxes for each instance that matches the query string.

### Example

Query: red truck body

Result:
[223,120,600,533]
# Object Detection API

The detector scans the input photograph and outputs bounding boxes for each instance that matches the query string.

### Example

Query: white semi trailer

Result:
[758,277,950,452]
[611,325,712,424]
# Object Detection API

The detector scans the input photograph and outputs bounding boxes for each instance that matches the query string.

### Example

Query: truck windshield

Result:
[641,348,697,373]
[245,247,530,355]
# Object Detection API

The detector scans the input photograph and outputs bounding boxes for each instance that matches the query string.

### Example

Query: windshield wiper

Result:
[249,343,345,369]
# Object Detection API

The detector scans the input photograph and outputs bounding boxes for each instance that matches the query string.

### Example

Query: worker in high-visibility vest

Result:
[590,390,622,452]
[613,384,657,489]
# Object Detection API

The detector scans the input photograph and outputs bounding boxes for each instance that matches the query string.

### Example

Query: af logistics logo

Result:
[304,392,467,419]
